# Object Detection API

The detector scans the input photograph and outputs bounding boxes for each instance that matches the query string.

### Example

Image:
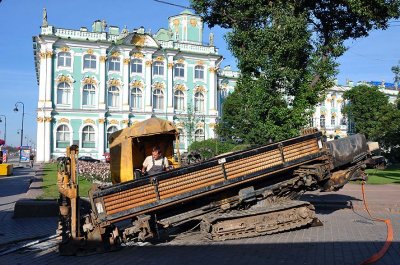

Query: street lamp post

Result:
[14,102,25,162]
[0,115,6,145]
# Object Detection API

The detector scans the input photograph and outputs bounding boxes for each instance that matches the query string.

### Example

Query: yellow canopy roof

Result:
[109,117,178,148]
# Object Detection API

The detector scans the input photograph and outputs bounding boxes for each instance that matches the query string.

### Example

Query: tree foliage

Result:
[191,0,400,144]
[343,85,400,147]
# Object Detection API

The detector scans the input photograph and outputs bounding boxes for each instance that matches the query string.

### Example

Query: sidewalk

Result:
[0,164,57,248]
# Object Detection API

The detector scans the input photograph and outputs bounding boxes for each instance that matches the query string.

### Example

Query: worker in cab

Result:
[142,146,169,176]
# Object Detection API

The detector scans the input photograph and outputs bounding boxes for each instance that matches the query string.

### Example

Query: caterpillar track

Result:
[200,201,315,241]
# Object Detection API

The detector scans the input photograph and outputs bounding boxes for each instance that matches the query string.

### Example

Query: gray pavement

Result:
[0,167,399,265]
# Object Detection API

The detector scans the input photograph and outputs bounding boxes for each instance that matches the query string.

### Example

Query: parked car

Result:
[78,156,100,163]
[365,155,387,169]
[103,152,110,163]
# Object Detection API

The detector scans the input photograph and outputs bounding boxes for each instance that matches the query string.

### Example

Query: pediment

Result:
[122,33,159,48]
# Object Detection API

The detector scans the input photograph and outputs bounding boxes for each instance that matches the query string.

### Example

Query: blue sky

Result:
[0,0,399,146]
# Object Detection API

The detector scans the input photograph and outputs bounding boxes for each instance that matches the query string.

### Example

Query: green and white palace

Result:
[33,9,238,162]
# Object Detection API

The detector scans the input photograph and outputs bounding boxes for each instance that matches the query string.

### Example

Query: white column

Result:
[44,49,53,108]
[144,54,153,112]
[37,51,47,108]
[98,117,105,156]
[44,115,52,162]
[36,116,45,162]
[99,52,107,110]
[167,55,174,113]
[122,52,130,111]
[208,62,218,116]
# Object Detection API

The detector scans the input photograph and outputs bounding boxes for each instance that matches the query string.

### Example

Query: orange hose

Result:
[359,180,393,265]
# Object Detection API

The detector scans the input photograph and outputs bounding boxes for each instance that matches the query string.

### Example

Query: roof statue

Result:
[42,8,48,27]
[209,32,214,46]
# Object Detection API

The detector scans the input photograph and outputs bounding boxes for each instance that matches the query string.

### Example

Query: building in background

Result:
[311,80,399,139]
[34,9,238,162]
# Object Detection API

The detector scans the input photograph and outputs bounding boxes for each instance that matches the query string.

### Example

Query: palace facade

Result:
[34,10,237,162]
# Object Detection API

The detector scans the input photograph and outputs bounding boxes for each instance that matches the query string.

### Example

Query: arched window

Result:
[194,65,204,79]
[194,128,204,142]
[108,57,120,71]
[331,99,335,108]
[57,52,71,67]
[83,54,96,69]
[82,125,95,148]
[56,125,70,148]
[130,87,142,109]
[153,62,164,76]
[82,84,96,106]
[178,128,186,148]
[131,59,142,74]
[194,92,204,113]
[174,90,184,111]
[106,126,118,148]
[331,115,336,126]
[57,82,71,105]
[320,115,326,128]
[174,63,185,78]
[107,86,120,108]
[153,89,164,110]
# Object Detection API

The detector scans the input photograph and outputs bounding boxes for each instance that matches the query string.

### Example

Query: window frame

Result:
[174,63,185,78]
[130,87,143,110]
[81,125,96,149]
[153,89,164,110]
[194,65,205,80]
[107,86,120,108]
[174,90,185,111]
[82,84,96,107]
[83,54,97,70]
[152,62,164,76]
[108,57,121,72]
[320,115,326,128]
[130,59,143,74]
[194,128,205,142]
[57,52,72,68]
[194,92,205,113]
[56,124,71,148]
[56,82,72,105]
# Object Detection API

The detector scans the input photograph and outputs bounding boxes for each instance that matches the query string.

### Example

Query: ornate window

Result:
[109,57,120,71]
[178,128,186,148]
[194,92,204,113]
[130,87,142,109]
[153,62,164,76]
[83,54,96,70]
[82,84,96,106]
[153,89,164,110]
[174,63,185,78]
[107,126,118,148]
[331,115,336,126]
[57,52,71,67]
[57,82,71,105]
[194,65,204,79]
[56,125,70,148]
[174,90,184,111]
[320,115,326,128]
[194,128,204,142]
[331,99,335,108]
[131,59,142,74]
[82,125,95,148]
[107,86,120,108]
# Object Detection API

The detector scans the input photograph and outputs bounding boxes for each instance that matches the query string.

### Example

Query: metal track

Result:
[200,201,315,241]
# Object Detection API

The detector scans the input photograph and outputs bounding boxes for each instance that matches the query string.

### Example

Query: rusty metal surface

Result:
[99,135,322,222]
[325,134,367,168]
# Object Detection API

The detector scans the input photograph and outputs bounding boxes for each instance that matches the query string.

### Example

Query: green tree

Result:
[191,0,400,144]
[343,85,400,146]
